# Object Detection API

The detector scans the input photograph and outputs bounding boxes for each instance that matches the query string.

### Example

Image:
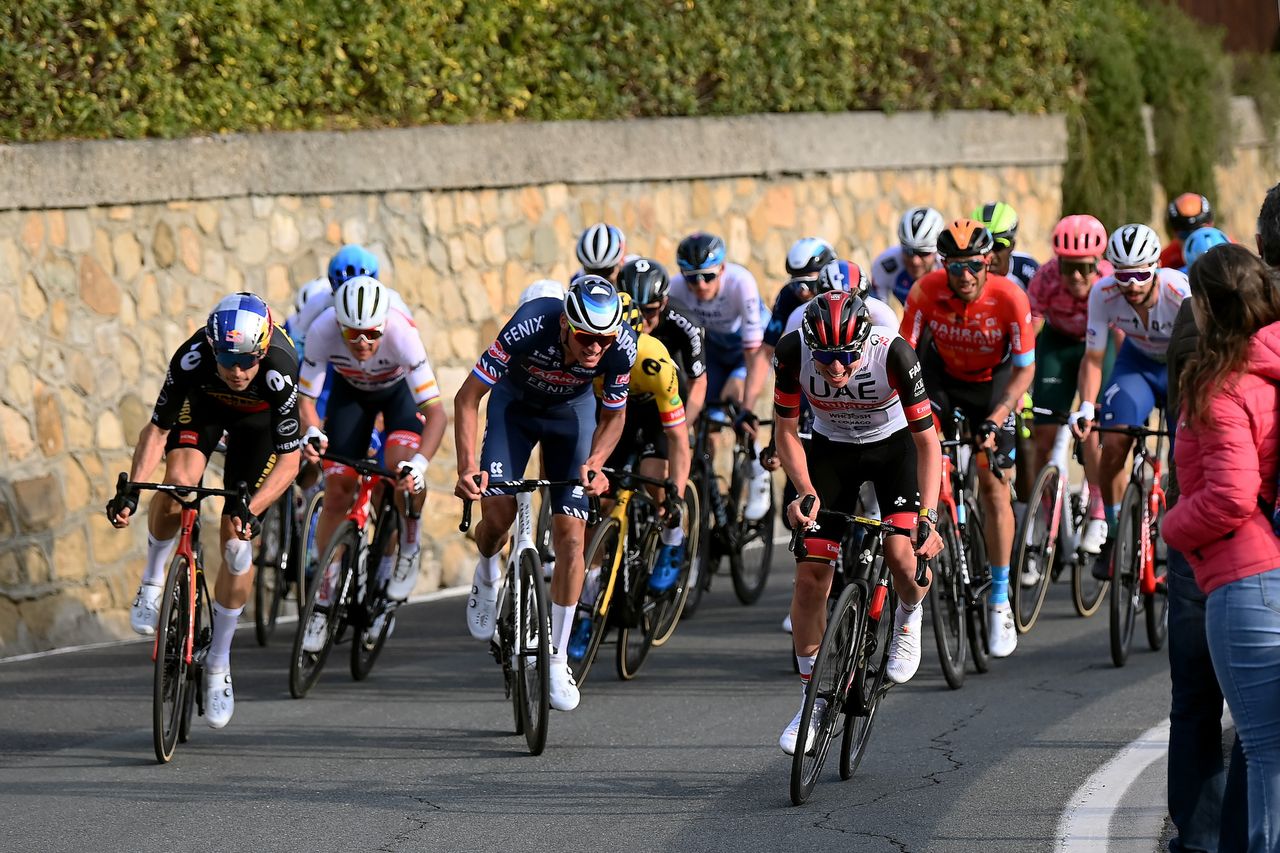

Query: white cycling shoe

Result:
[130,583,163,635]
[385,548,420,601]
[548,660,580,711]
[301,613,328,653]
[1081,518,1108,555]
[987,602,1018,658]
[1020,561,1042,588]
[467,576,499,641]
[885,605,923,684]
[779,697,826,755]
[205,667,234,729]
[781,613,793,634]
[743,469,771,521]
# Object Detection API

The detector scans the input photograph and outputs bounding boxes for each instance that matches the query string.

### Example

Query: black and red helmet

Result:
[801,292,872,353]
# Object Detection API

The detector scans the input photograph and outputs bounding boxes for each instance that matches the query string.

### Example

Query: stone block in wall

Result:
[90,514,135,564]
[79,255,120,316]
[54,527,89,581]
[11,474,62,532]
[0,551,20,588]
[153,221,176,268]
[18,543,50,586]
[0,492,14,540]
[34,389,63,457]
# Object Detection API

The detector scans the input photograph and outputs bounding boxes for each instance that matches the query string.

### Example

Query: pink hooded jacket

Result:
[1164,322,1280,594]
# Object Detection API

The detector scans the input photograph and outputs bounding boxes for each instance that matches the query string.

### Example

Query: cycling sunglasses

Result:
[567,321,617,348]
[812,349,860,366]
[900,245,935,258]
[1060,260,1098,277]
[341,325,384,344]
[215,351,262,369]
[1114,267,1155,287]
[945,259,986,276]
[686,270,719,285]
[639,303,664,318]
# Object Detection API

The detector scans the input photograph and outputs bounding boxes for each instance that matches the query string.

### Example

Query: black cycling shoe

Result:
[1091,539,1114,582]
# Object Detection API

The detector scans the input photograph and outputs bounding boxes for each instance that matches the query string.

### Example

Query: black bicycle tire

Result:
[930,513,968,690]
[729,448,773,605]
[653,482,700,646]
[1071,548,1109,618]
[351,503,401,681]
[1110,485,1142,667]
[516,548,550,755]
[841,581,896,780]
[617,524,663,680]
[572,516,622,686]
[296,485,326,605]
[153,553,190,763]
[790,581,862,805]
[964,505,991,674]
[683,461,715,618]
[289,521,356,698]
[178,568,211,744]
[1011,464,1061,634]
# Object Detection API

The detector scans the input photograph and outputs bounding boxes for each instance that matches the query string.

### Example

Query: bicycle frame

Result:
[1131,435,1167,597]
[160,504,203,667]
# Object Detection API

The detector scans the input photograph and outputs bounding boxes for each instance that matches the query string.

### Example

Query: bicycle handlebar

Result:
[318,451,404,481]
[1092,425,1169,439]
[114,471,249,510]
[458,476,600,533]
[788,494,929,588]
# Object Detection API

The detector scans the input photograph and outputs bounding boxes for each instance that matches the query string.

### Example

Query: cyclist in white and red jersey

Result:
[870,206,945,307]
[1071,223,1190,580]
[297,277,447,646]
[292,244,417,349]
[668,231,773,519]
[772,292,942,754]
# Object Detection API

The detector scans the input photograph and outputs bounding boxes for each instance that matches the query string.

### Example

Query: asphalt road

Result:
[0,559,1173,853]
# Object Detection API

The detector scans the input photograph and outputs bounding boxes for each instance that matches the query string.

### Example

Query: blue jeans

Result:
[1167,548,1247,852]
[1206,566,1280,853]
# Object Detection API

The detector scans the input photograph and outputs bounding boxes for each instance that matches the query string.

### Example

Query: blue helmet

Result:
[676,232,727,273]
[814,259,868,300]
[327,244,380,290]
[1183,227,1230,269]
[206,292,273,357]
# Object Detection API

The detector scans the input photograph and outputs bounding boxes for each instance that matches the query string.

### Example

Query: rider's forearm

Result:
[911,428,942,514]
[685,375,707,427]
[129,423,169,484]
[248,450,300,516]
[1000,364,1035,415]
[774,418,814,497]
[453,379,485,476]
[417,399,447,460]
[1076,352,1104,409]
[299,395,321,432]
[666,421,691,495]
[586,407,626,469]
[741,347,769,411]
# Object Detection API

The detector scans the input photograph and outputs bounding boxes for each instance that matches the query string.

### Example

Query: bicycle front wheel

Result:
[351,507,401,681]
[841,581,896,780]
[296,485,326,605]
[153,554,193,763]
[290,522,356,698]
[963,504,991,674]
[791,581,862,805]
[178,569,212,745]
[1011,465,1060,634]
[617,525,663,680]
[653,482,700,647]
[1110,485,1142,667]
[253,491,292,647]
[515,548,550,755]
[1145,502,1169,651]
[683,462,715,618]
[572,516,622,687]
[929,513,967,690]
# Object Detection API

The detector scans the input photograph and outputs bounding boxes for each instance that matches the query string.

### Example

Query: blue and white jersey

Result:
[668,262,765,352]
[764,281,807,349]
[472,297,637,409]
[870,245,940,306]
[1005,251,1041,290]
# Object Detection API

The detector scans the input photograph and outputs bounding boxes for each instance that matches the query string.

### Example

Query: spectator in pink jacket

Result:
[1163,243,1280,853]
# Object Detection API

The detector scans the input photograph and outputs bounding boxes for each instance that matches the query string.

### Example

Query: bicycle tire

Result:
[178,568,212,745]
[289,521,356,698]
[1070,487,1108,617]
[963,503,991,674]
[572,516,622,686]
[253,492,292,647]
[1110,485,1142,667]
[683,462,715,618]
[791,581,862,805]
[929,513,967,690]
[1011,465,1060,634]
[515,548,550,755]
[617,525,664,680]
[351,506,400,681]
[653,481,699,647]
[729,449,773,605]
[841,580,896,780]
[153,553,192,763]
[1145,502,1169,651]
[296,485,326,605]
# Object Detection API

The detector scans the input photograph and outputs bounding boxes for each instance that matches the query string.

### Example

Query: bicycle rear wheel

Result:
[653,482,700,646]
[153,554,192,763]
[515,548,550,755]
[1110,485,1142,667]
[572,516,622,686]
[791,582,862,805]
[729,449,773,605]
[290,522,356,698]
[841,581,895,780]
[1072,553,1109,617]
[1011,465,1060,634]
[253,491,292,647]
[617,525,663,680]
[929,514,967,690]
[178,568,212,744]
[963,505,991,674]
[296,485,326,605]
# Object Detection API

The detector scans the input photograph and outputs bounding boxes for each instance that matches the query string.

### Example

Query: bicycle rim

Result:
[964,510,991,674]
[1110,487,1142,667]
[730,457,773,605]
[153,555,190,763]
[930,516,967,690]
[351,509,400,681]
[617,526,663,680]
[791,583,861,806]
[683,466,714,618]
[843,583,894,779]
[573,517,622,686]
[178,571,211,745]
[290,523,355,698]
[297,486,326,605]
[516,550,550,755]
[653,482,700,646]
[1012,466,1060,634]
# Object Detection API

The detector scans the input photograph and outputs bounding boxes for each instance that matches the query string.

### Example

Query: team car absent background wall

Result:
[0,101,1271,654]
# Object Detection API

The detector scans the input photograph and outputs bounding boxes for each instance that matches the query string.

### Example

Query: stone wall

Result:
[0,103,1267,655]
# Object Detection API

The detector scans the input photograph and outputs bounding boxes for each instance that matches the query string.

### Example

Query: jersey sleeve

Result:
[262,335,302,453]
[1084,283,1109,353]
[772,332,803,419]
[150,337,203,429]
[885,336,933,431]
[1006,283,1036,367]
[867,297,899,331]
[1027,264,1051,324]
[599,328,637,410]
[737,269,765,349]
[646,339,686,428]
[390,311,441,407]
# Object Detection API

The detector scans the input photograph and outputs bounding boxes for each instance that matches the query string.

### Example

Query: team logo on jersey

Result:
[487,341,510,364]
[276,418,299,435]
[642,358,663,377]
[265,369,292,392]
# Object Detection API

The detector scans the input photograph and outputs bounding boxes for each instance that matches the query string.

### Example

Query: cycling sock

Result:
[898,601,920,616]
[399,516,420,553]
[207,602,243,671]
[988,565,1010,606]
[660,526,684,547]
[475,552,502,587]
[1088,484,1105,520]
[550,603,573,662]
[796,653,816,685]
[1105,503,1121,538]
[143,534,178,586]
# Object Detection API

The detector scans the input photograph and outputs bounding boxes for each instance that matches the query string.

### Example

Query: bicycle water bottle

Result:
[869,576,890,622]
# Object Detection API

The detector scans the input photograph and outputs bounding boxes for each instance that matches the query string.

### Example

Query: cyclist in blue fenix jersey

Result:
[454,276,637,712]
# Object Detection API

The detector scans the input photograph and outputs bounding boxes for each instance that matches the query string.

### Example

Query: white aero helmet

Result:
[898,206,945,254]
[334,275,390,330]
[293,276,331,315]
[785,237,837,278]
[518,278,566,306]
[1105,223,1162,268]
[564,275,623,335]
[575,223,626,272]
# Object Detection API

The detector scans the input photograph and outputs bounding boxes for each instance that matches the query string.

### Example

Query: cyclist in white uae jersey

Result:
[870,207,945,307]
[771,292,942,754]
[297,278,447,628]
[1071,223,1189,581]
